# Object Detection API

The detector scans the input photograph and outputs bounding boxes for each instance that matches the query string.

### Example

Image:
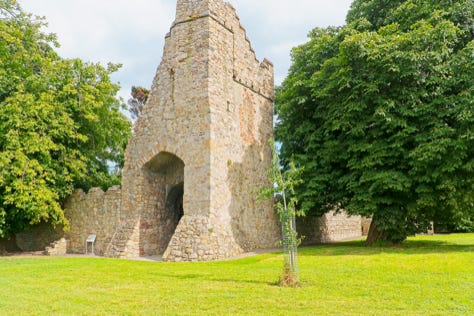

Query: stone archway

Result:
[143,152,185,255]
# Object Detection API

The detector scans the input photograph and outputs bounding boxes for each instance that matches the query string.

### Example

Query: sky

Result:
[20,0,353,102]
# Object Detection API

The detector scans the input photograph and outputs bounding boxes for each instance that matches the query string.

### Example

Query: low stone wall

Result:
[298,211,363,244]
[0,236,21,253]
[15,223,64,252]
[8,191,367,256]
[64,186,121,255]
[11,186,122,255]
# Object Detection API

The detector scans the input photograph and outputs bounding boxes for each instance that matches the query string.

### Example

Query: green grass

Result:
[0,234,473,315]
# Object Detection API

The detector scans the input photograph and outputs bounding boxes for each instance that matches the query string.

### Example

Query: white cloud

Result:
[23,0,174,56]
[231,0,352,84]
[20,0,352,94]
[233,0,350,28]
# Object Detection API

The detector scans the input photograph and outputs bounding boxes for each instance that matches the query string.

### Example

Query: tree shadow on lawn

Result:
[299,237,474,257]
[146,271,276,286]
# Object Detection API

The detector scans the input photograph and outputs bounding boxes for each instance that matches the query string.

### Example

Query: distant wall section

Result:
[298,211,363,244]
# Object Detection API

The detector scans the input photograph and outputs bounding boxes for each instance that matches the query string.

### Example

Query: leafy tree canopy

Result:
[276,0,474,244]
[0,0,131,238]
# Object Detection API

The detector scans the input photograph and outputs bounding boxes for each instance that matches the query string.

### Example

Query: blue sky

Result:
[20,0,352,102]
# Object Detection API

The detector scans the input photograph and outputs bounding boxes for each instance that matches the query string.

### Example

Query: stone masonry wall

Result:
[13,186,121,255]
[162,0,280,261]
[63,186,121,255]
[298,211,363,244]
[111,0,215,259]
[207,0,279,253]
[15,223,64,252]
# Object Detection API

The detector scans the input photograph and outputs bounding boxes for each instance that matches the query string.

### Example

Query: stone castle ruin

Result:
[106,0,281,261]
[8,0,366,260]
[63,0,282,261]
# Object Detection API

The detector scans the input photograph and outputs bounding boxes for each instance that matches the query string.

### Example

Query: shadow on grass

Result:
[299,236,474,257]
[146,271,276,286]
[155,271,306,288]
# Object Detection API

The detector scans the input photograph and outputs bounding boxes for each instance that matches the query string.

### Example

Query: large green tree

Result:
[0,0,131,238]
[276,0,474,244]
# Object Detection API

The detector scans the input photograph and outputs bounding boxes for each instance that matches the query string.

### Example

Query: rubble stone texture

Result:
[298,211,364,245]
[44,238,68,256]
[89,0,279,261]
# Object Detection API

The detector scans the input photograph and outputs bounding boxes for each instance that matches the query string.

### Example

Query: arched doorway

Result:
[143,152,185,255]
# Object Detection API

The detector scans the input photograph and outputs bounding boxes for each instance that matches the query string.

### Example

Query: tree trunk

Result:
[365,216,388,246]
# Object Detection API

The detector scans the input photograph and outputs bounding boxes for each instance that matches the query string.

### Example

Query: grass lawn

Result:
[0,234,473,315]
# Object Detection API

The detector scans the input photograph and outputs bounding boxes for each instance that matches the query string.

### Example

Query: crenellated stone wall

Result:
[13,186,121,255]
[63,186,122,255]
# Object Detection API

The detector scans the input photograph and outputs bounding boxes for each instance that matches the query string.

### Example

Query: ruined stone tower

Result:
[11,0,364,258]
[107,0,280,261]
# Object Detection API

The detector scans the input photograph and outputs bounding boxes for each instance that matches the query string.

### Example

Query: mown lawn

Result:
[0,234,473,315]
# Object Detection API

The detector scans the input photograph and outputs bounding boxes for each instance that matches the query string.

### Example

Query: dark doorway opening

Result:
[163,182,184,245]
